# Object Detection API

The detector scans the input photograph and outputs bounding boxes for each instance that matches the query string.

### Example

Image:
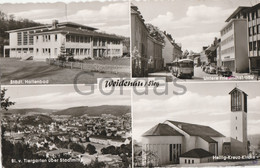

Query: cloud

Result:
[10,9,64,21]
[8,2,129,36]
[68,3,128,24]
[148,4,234,52]
[175,32,220,52]
[98,24,130,37]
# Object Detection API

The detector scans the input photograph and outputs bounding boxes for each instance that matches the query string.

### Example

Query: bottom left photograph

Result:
[0,85,132,168]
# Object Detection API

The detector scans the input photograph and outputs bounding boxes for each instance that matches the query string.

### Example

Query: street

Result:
[148,66,257,82]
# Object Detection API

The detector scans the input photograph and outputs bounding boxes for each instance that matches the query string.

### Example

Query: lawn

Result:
[0,58,130,84]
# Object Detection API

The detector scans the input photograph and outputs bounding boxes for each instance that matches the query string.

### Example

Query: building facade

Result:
[147,35,164,72]
[229,87,248,156]
[222,3,260,72]
[131,4,149,77]
[162,32,182,68]
[4,20,123,61]
[220,19,249,72]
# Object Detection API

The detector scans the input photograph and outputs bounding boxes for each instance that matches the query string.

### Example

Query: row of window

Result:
[169,144,181,162]
[17,32,34,45]
[221,46,235,55]
[231,91,242,111]
[249,25,260,36]
[66,35,91,43]
[249,41,260,51]
[36,48,53,56]
[66,48,91,55]
[221,35,234,46]
[221,24,233,36]
[248,9,260,21]
[184,159,194,164]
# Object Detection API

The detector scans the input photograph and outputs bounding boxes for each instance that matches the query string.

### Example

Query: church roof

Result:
[167,120,225,137]
[180,148,214,158]
[142,123,183,136]
[229,87,248,96]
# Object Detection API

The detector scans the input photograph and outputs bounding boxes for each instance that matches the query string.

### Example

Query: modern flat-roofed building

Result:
[220,18,249,72]
[222,3,260,72]
[4,20,124,61]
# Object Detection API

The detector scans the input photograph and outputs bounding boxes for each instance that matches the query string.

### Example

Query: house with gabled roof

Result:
[142,120,225,166]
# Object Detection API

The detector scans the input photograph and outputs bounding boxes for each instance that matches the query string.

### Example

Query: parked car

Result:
[217,66,232,77]
[208,65,216,74]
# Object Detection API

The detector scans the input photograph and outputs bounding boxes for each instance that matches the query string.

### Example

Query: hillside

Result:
[3,108,56,115]
[54,105,130,117]
[0,10,42,56]
[248,134,260,148]
[20,114,53,126]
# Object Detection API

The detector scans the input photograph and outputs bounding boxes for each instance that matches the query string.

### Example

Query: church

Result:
[141,87,248,166]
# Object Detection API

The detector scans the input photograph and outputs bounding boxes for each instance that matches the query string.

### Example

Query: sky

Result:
[133,82,260,142]
[1,85,131,109]
[0,1,129,37]
[133,0,260,52]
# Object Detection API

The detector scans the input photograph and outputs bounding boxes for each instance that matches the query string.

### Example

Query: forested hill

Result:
[0,10,42,56]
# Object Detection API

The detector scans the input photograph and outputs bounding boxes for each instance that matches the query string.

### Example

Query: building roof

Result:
[167,120,225,137]
[142,123,183,136]
[200,136,217,143]
[180,148,214,158]
[32,26,124,39]
[6,21,98,33]
[57,22,97,31]
[229,87,248,96]
[225,6,250,22]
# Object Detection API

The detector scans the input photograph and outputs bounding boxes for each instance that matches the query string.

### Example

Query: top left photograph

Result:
[0,1,130,85]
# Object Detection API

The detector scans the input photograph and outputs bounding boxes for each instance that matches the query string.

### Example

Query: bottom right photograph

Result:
[133,82,260,167]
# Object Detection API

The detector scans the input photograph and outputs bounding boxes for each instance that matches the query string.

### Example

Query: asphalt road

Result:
[148,67,256,82]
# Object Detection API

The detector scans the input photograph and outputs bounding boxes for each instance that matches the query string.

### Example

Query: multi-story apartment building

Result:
[131,4,149,77]
[220,18,249,72]
[147,35,163,72]
[4,20,123,60]
[222,3,260,72]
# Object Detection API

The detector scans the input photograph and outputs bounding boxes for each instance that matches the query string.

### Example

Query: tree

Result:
[70,143,85,154]
[57,43,74,66]
[86,144,97,155]
[182,50,189,59]
[1,88,15,111]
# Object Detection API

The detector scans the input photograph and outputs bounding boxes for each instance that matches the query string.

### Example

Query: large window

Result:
[23,32,28,45]
[17,32,22,45]
[231,91,242,111]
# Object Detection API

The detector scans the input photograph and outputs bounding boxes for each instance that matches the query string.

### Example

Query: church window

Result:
[231,91,242,111]
[192,160,194,164]
[185,159,187,163]
[169,144,173,161]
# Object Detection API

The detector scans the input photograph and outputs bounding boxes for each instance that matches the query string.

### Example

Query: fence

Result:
[46,59,130,74]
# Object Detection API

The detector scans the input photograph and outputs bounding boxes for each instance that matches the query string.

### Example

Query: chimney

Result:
[52,20,58,29]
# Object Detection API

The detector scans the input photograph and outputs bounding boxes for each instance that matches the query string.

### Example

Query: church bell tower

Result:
[229,87,248,155]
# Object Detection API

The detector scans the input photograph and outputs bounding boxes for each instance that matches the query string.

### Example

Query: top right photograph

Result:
[131,0,260,82]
